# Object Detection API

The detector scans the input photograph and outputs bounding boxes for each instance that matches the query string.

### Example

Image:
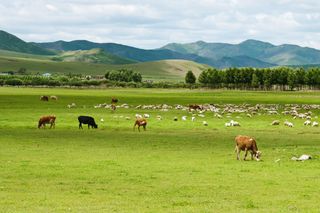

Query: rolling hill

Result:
[34,40,273,68]
[161,39,320,66]
[1,30,320,73]
[51,48,135,65]
[0,30,54,55]
[0,49,208,81]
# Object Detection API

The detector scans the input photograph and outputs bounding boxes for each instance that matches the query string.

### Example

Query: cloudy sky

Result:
[1,0,320,49]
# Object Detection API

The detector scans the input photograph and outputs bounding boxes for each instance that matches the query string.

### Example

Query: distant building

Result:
[42,73,52,77]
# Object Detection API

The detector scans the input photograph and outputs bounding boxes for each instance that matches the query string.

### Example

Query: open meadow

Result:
[0,87,320,212]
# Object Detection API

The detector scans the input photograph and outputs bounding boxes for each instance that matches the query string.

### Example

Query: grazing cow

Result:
[78,116,98,129]
[134,118,147,132]
[50,95,58,100]
[38,115,56,129]
[188,104,203,111]
[40,96,49,101]
[235,135,261,161]
[111,97,118,111]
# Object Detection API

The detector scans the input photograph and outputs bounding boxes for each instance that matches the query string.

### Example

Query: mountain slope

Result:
[34,40,214,64]
[0,30,54,55]
[162,39,320,65]
[0,50,207,81]
[51,48,135,64]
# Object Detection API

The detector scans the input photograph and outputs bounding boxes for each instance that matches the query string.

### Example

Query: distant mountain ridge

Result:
[34,40,273,68]
[0,30,54,55]
[161,39,320,66]
[1,30,320,68]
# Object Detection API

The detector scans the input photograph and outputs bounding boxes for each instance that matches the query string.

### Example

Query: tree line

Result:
[186,67,320,90]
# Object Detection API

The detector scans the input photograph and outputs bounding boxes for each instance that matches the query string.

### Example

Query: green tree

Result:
[185,70,196,84]
[251,73,260,88]
[132,72,142,83]
[287,71,297,90]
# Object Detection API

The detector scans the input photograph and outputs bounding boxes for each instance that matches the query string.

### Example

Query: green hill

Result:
[0,30,54,55]
[162,39,320,66]
[0,50,208,81]
[51,48,135,65]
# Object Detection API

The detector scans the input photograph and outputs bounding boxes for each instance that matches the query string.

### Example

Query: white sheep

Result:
[143,114,150,118]
[182,116,187,121]
[304,120,311,126]
[191,116,196,122]
[203,121,208,126]
[312,121,319,127]
[135,114,142,119]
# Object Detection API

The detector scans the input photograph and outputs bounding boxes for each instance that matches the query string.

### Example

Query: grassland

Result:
[0,87,320,212]
[0,50,208,81]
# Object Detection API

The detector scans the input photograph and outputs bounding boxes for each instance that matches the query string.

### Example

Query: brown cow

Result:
[134,118,147,132]
[188,104,202,111]
[40,96,49,101]
[111,97,118,111]
[234,135,261,161]
[38,115,56,129]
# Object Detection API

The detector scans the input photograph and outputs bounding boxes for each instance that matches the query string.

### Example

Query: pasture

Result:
[0,87,320,212]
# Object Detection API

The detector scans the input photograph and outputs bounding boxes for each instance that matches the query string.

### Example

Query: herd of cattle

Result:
[39,96,320,161]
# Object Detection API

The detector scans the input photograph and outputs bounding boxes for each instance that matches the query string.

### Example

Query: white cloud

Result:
[0,0,320,49]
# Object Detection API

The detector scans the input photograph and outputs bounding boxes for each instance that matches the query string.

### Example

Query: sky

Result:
[1,0,320,49]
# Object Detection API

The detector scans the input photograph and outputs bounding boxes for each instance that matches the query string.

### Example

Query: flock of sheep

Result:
[80,102,320,128]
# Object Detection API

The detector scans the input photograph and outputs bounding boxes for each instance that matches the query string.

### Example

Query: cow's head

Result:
[255,151,262,161]
[93,124,98,129]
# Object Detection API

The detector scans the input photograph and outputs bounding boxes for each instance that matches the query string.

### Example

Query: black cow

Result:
[78,116,98,129]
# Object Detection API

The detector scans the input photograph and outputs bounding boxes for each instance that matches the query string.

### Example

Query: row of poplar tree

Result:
[185,67,320,90]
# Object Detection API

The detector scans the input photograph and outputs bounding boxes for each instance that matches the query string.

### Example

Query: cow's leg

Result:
[235,146,240,160]
[138,125,141,132]
[88,124,90,129]
[250,151,254,160]
[143,125,146,131]
[79,123,82,129]
[244,148,248,160]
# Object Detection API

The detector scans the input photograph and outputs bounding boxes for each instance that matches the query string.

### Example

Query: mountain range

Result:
[1,30,320,69]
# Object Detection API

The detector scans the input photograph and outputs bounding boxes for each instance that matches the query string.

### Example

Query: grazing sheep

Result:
[143,114,150,118]
[67,103,76,108]
[156,115,162,120]
[182,116,187,121]
[246,114,252,118]
[312,121,319,127]
[284,121,294,127]
[100,118,104,122]
[50,95,58,100]
[225,122,231,127]
[304,120,311,126]
[173,117,178,121]
[271,120,280,125]
[203,121,208,126]
[135,114,142,119]
[198,114,205,118]
[230,120,240,126]
[215,114,223,119]
[191,116,196,122]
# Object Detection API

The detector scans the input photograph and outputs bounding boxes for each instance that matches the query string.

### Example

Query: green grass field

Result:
[0,87,320,212]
